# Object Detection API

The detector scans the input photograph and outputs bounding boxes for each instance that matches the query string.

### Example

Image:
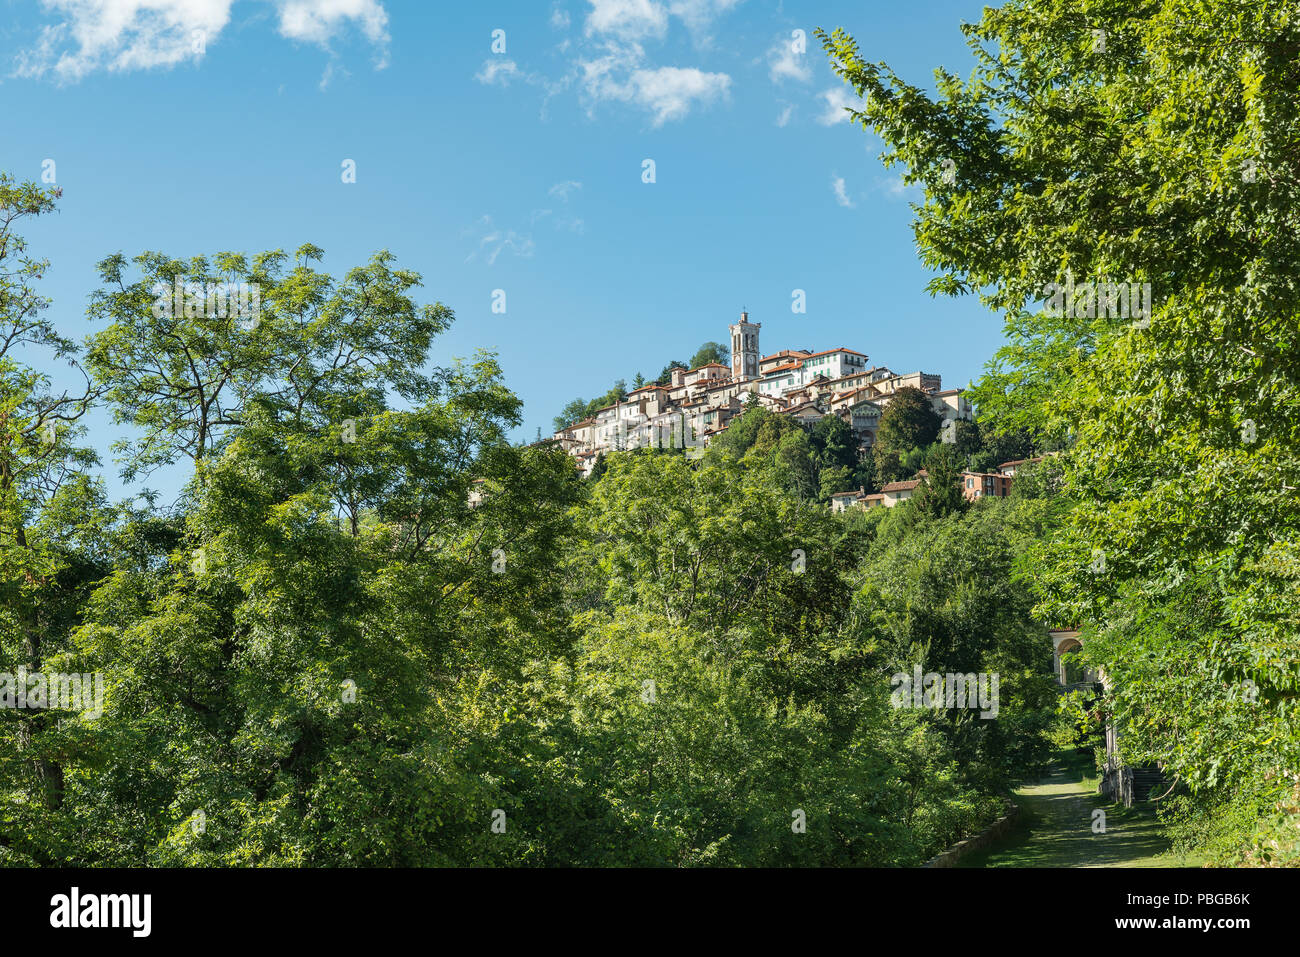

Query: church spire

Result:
[729,309,760,381]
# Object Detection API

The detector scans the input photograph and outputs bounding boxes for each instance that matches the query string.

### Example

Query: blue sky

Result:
[2,0,1001,502]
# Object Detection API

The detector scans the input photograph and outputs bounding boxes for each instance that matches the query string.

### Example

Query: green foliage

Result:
[873,387,941,483]
[913,445,967,519]
[876,387,940,453]
[822,0,1300,862]
[553,398,591,433]
[655,361,687,384]
[688,341,729,369]
[708,405,870,503]
[0,144,1113,866]
[851,498,1060,790]
[0,176,107,864]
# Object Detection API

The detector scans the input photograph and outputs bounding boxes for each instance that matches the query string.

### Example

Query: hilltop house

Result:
[550,309,971,477]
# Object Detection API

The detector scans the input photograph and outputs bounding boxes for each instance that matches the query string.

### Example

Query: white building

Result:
[550,307,961,469]
[757,347,870,399]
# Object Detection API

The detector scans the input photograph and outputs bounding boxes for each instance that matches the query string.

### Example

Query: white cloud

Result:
[667,0,743,42]
[549,180,583,201]
[767,34,810,84]
[532,206,583,234]
[474,57,569,121]
[816,86,863,126]
[473,180,586,264]
[467,215,536,266]
[476,58,523,85]
[318,58,352,90]
[14,0,389,82]
[483,232,534,265]
[831,174,853,208]
[278,0,389,65]
[625,65,729,125]
[584,0,668,41]
[474,1,736,125]
[582,0,741,42]
[775,104,793,127]
[576,39,728,125]
[15,0,231,81]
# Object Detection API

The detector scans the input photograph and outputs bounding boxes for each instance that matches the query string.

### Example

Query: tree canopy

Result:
[822,0,1300,863]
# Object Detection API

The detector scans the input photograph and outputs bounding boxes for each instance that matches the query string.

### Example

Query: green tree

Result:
[952,418,982,459]
[34,244,587,866]
[554,398,591,432]
[0,175,106,860]
[874,387,940,453]
[872,388,940,483]
[85,245,448,480]
[822,1,1300,860]
[656,361,687,384]
[688,341,729,369]
[914,446,967,519]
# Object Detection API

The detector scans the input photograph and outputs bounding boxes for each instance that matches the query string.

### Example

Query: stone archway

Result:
[1058,637,1084,684]
[1049,629,1097,688]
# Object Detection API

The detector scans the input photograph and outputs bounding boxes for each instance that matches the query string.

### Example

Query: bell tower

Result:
[729,309,760,380]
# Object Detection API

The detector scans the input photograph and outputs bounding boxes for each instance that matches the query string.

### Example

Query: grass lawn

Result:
[957,751,1205,868]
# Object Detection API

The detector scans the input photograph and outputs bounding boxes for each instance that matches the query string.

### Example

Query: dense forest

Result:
[0,175,1061,862]
[3,0,1298,867]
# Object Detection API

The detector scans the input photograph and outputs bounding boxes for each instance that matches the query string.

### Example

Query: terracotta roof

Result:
[833,386,874,401]
[801,347,868,360]
[999,456,1043,469]
[763,361,802,374]
[880,479,921,492]
[784,401,823,415]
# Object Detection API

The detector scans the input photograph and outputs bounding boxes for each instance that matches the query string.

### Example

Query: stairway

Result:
[1129,766,1165,803]
[1101,764,1166,807]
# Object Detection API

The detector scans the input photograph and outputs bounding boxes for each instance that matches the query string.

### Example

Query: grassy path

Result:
[957,754,1201,868]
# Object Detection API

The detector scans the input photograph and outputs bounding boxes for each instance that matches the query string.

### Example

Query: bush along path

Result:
[957,753,1201,868]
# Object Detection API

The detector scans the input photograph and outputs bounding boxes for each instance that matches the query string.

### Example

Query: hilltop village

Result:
[549,311,1040,505]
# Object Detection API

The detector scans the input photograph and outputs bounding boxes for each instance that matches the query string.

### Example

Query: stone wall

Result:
[924,802,1021,868]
